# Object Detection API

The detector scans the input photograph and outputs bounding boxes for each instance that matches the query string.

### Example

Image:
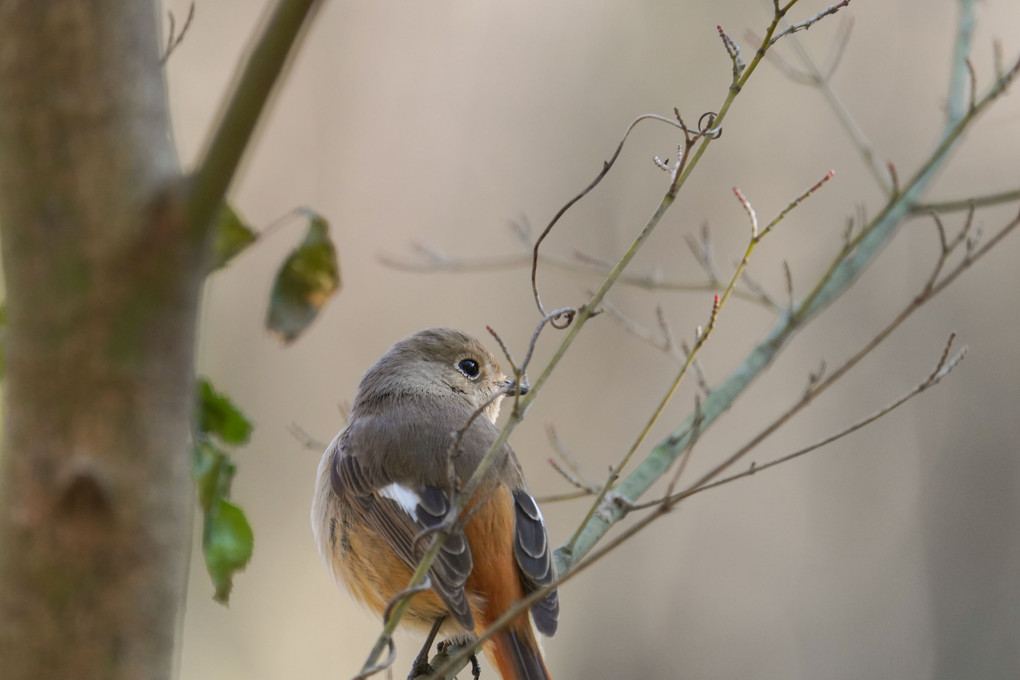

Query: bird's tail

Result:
[487,623,551,680]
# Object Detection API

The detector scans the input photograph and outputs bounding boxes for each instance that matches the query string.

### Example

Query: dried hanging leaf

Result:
[265,212,340,343]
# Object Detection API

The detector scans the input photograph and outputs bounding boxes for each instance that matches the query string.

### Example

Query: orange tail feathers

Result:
[486,623,551,680]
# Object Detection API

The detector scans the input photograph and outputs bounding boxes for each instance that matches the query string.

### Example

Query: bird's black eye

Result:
[457,358,480,378]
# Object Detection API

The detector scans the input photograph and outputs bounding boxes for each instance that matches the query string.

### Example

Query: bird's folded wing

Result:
[330,447,475,630]
[512,489,559,636]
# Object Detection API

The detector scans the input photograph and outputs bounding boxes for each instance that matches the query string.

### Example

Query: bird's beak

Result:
[504,378,529,396]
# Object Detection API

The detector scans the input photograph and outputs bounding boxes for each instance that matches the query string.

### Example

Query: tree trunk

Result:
[0,2,205,678]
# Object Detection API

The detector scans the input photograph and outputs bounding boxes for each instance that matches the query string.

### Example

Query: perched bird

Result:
[312,328,558,679]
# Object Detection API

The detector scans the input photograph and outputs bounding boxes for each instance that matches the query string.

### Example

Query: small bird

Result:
[312,328,559,679]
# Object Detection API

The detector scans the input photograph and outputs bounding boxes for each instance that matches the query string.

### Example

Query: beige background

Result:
[168,1,1020,678]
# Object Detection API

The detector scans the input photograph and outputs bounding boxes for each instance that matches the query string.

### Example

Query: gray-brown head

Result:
[351,328,524,424]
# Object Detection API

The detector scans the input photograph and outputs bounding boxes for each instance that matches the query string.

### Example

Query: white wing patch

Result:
[378,483,420,520]
[532,496,545,523]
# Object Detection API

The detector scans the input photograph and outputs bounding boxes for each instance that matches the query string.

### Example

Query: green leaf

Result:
[191,439,236,513]
[191,439,250,603]
[211,204,257,270]
[266,212,340,343]
[197,377,253,446]
[203,498,254,604]
[192,376,254,604]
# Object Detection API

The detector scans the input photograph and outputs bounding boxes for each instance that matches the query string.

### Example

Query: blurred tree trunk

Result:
[0,2,205,678]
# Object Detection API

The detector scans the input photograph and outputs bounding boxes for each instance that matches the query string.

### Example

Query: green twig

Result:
[185,0,321,238]
[555,45,1020,575]
[947,0,978,127]
[911,186,1020,214]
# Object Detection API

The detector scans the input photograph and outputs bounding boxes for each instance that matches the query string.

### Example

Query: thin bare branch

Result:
[160,2,196,64]
[759,169,835,239]
[485,325,517,375]
[626,202,1018,520]
[655,307,685,366]
[824,16,854,81]
[351,635,396,680]
[559,54,1020,572]
[572,167,835,548]
[733,186,759,238]
[641,334,966,508]
[928,207,1020,299]
[993,40,1005,81]
[379,245,529,273]
[536,489,594,504]
[530,113,694,319]
[738,270,783,311]
[381,241,776,308]
[565,291,721,554]
[508,216,532,247]
[717,25,746,81]
[381,578,434,627]
[771,0,852,45]
[912,186,1020,214]
[545,424,590,483]
[601,299,683,362]
[684,221,722,283]
[289,423,327,451]
[965,57,978,112]
[548,458,598,495]
[680,339,712,395]
[783,261,795,311]
[758,42,816,85]
[544,425,600,499]
[758,5,889,193]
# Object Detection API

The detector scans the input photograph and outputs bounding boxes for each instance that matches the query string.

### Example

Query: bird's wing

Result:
[329,437,475,630]
[512,489,559,636]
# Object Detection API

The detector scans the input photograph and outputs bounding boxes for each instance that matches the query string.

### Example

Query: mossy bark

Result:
[0,3,206,678]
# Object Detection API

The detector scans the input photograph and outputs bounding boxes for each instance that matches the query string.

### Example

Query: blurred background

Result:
[168,1,1020,678]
